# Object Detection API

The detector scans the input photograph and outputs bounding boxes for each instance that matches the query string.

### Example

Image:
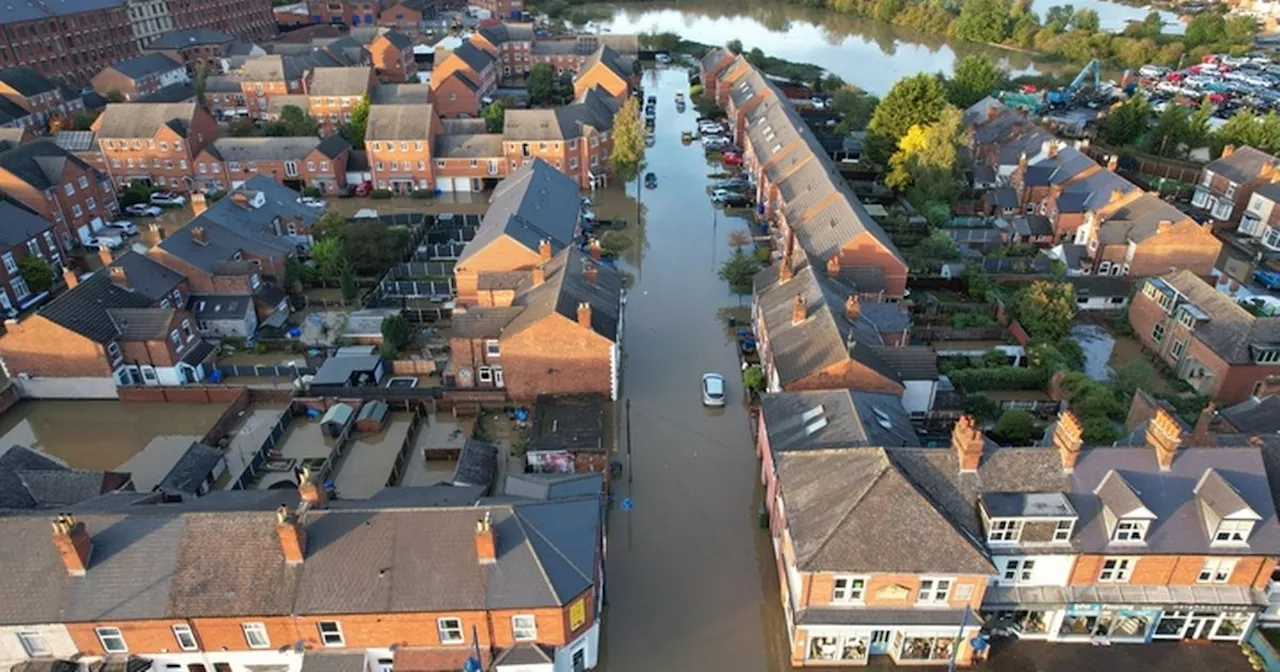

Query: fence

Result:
[1083,143,1203,184]
[392,261,455,279]
[376,279,454,300]
[217,364,316,379]
[200,387,252,446]
[118,385,253,403]
[416,242,467,260]
[912,325,1008,342]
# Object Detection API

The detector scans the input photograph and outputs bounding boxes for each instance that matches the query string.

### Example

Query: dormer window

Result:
[831,576,866,603]
[1095,470,1156,546]
[1195,468,1261,546]
[1113,519,1149,543]
[1214,519,1254,544]
[988,519,1021,542]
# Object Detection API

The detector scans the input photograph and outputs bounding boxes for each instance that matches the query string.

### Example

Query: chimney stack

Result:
[1110,189,1124,203]
[1047,141,1059,158]
[51,513,92,576]
[1052,410,1084,472]
[791,293,806,325]
[1018,152,1027,170]
[538,238,552,262]
[583,264,597,285]
[1192,402,1217,447]
[107,265,130,291]
[1147,408,1183,471]
[62,266,79,289]
[1106,154,1118,172]
[826,254,840,279]
[576,301,591,329]
[779,229,795,282]
[97,242,114,267]
[150,222,166,242]
[191,225,207,245]
[986,105,998,121]
[844,294,861,322]
[190,192,208,217]
[588,238,602,261]
[475,511,496,564]
[952,415,985,473]
[531,264,545,286]
[275,504,306,564]
[298,466,327,509]
[1222,144,1236,158]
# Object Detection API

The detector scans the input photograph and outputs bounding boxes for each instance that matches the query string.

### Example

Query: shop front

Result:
[1055,604,1160,642]
[797,609,982,667]
[1152,610,1255,641]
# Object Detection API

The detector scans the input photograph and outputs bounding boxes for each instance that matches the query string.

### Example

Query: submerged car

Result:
[124,203,162,217]
[149,191,185,206]
[722,151,743,166]
[105,220,139,236]
[702,373,726,407]
[644,172,657,189]
[715,192,752,208]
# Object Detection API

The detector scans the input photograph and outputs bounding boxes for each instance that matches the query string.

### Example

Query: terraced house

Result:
[0,138,119,249]
[306,66,374,135]
[1194,144,1280,227]
[192,135,351,193]
[90,53,189,101]
[92,101,218,192]
[0,66,85,128]
[365,103,442,193]
[369,29,415,83]
[502,87,617,189]
[0,198,66,315]
[430,42,497,119]
[0,479,606,672]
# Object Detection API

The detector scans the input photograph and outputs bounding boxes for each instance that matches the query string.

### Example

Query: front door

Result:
[869,630,892,655]
[571,646,586,672]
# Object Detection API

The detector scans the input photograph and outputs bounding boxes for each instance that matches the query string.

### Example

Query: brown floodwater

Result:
[0,400,231,470]
[594,67,794,672]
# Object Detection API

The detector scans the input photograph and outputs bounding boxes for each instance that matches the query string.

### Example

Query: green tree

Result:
[963,393,1001,422]
[482,101,505,133]
[342,222,410,276]
[1071,7,1100,31]
[743,365,765,392]
[954,0,1011,44]
[609,97,645,183]
[1102,94,1151,146]
[725,38,743,55]
[1146,102,1189,157]
[339,263,357,301]
[1108,359,1155,404]
[1134,10,1163,38]
[866,73,949,163]
[18,256,53,294]
[338,95,370,148]
[992,409,1036,445]
[1045,4,1075,32]
[527,63,555,105]
[831,88,878,134]
[908,229,959,271]
[946,56,1004,108]
[312,210,349,240]
[1185,12,1226,48]
[718,250,761,292]
[266,105,319,136]
[380,312,412,350]
[310,237,344,278]
[1225,14,1258,43]
[1081,416,1120,444]
[1010,281,1077,341]
[886,106,965,206]
[105,88,124,103]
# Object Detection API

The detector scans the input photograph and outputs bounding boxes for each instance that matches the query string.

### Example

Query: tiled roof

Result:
[452,438,497,489]
[107,307,176,340]
[158,176,315,272]
[503,247,622,341]
[105,53,183,80]
[366,103,437,140]
[0,198,52,248]
[139,82,198,103]
[157,442,224,494]
[1208,145,1279,184]
[308,66,372,96]
[1151,269,1280,364]
[371,83,431,104]
[378,29,413,51]
[207,136,324,162]
[445,41,494,74]
[576,44,630,83]
[94,102,197,139]
[434,132,502,158]
[450,306,522,338]
[145,29,236,49]
[110,252,183,303]
[239,54,312,81]
[38,271,154,343]
[0,445,68,509]
[761,389,919,454]
[0,138,92,191]
[1220,395,1280,434]
[460,159,579,263]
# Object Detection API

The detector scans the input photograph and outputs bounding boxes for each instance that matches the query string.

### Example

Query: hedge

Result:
[948,366,1049,391]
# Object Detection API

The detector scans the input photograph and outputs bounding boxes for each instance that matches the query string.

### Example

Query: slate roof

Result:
[240,54,310,81]
[476,23,535,46]
[452,438,498,490]
[1152,269,1280,364]
[493,644,554,666]
[371,83,432,104]
[140,82,199,104]
[503,247,621,341]
[145,29,236,49]
[577,44,630,82]
[1221,395,1280,434]
[0,97,32,125]
[0,493,600,624]
[109,252,184,303]
[450,305,522,338]
[37,271,154,343]
[188,294,252,321]
[502,87,617,141]
[700,47,731,72]
[527,393,604,453]
[94,102,198,139]
[301,653,367,672]
[0,197,52,247]
[105,53,183,80]
[1022,146,1094,187]
[761,389,919,454]
[156,442,225,494]
[107,308,176,340]
[460,159,579,263]
[315,133,351,158]
[207,136,323,162]
[1208,146,1280,184]
[1055,166,1137,214]
[1096,193,1197,245]
[445,41,494,74]
[366,103,437,140]
[0,445,70,509]
[377,29,413,51]
[504,472,602,501]
[434,132,503,158]
[308,66,372,96]
[158,176,315,272]
[0,66,56,97]
[0,139,92,191]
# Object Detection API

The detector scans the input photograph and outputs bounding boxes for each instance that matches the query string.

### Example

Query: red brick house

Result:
[237,54,312,119]
[92,101,219,192]
[370,30,416,83]
[379,0,436,28]
[0,198,65,315]
[306,66,374,135]
[0,66,85,129]
[1193,145,1280,227]
[570,45,632,100]
[90,53,190,102]
[1130,269,1280,404]
[142,28,238,73]
[0,139,119,250]
[698,47,735,96]
[1072,193,1221,277]
[430,42,496,118]
[366,103,442,193]
[193,135,351,193]
[502,87,617,189]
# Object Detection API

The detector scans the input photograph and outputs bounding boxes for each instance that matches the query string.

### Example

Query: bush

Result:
[753,247,771,264]
[962,393,1001,421]
[300,186,321,198]
[1082,416,1121,444]
[689,83,704,97]
[952,309,995,329]
[992,409,1036,445]
[743,365,764,392]
[948,366,1049,391]
[411,190,433,199]
[369,189,393,199]
[379,343,399,360]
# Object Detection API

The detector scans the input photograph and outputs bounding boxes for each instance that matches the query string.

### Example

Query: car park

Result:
[105,220,138,236]
[150,191,185,206]
[125,203,162,217]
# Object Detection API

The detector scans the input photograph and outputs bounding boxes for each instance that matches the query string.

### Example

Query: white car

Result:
[150,191,186,206]
[698,122,724,134]
[655,53,672,64]
[810,96,826,109]
[85,235,125,251]
[125,203,163,217]
[105,220,138,236]
[297,197,327,209]
[702,137,730,150]
[701,373,725,407]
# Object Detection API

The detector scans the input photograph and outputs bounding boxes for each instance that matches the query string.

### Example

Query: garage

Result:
[440,177,471,193]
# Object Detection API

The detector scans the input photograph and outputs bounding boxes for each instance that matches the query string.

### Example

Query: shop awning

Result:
[984,584,1267,610]
[982,585,1070,609]
[797,606,981,627]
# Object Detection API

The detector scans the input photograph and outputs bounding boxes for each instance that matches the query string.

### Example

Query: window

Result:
[1003,559,1035,583]
[181,319,193,341]
[1,253,15,275]
[437,618,463,644]
[10,276,29,300]
[96,627,127,653]
[317,622,344,647]
[832,576,866,602]
[1152,323,1165,343]
[1198,558,1236,583]
[1259,349,1280,364]
[170,329,181,349]
[71,204,82,217]
[1053,520,1073,542]
[64,183,74,196]
[172,624,198,651]
[478,366,492,383]
[1113,519,1149,543]
[107,341,122,363]
[1098,557,1133,582]
[78,175,88,189]
[916,579,952,605]
[242,623,269,649]
[1226,182,1237,198]
[485,339,500,358]
[511,615,537,641]
[18,632,51,656]
[1215,519,1254,544]
[1171,340,1187,360]
[988,519,1021,542]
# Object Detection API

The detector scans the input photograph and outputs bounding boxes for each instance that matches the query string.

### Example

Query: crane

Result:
[1046,59,1102,107]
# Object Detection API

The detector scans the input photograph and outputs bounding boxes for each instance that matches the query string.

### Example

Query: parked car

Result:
[105,220,139,236]
[644,172,657,189]
[714,192,751,208]
[703,137,730,151]
[655,53,672,64]
[698,122,724,134]
[84,235,125,251]
[647,95,656,104]
[810,96,826,109]
[722,151,743,166]
[124,203,162,217]
[150,191,185,206]
[645,105,656,119]
[701,373,725,407]
[675,91,685,102]
[354,181,372,197]
[297,196,326,209]
[716,178,750,192]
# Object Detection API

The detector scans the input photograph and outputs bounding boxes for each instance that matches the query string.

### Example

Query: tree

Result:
[1186,99,1215,150]
[908,230,959,271]
[1108,359,1155,404]
[1146,102,1189,157]
[743,365,764,392]
[339,263,357,301]
[963,393,1001,421]
[342,222,410,276]
[946,55,1004,109]
[1133,11,1163,38]
[866,73,949,163]
[380,312,412,350]
[886,105,966,206]
[1225,14,1258,43]
[609,97,645,182]
[1101,94,1151,146]
[1045,4,1075,32]
[482,101,505,133]
[830,88,878,134]
[266,105,319,136]
[725,39,743,55]
[18,256,53,294]
[1071,8,1100,31]
[105,88,124,103]
[310,238,344,277]
[718,250,760,292]
[527,63,555,105]
[993,410,1036,445]
[338,95,370,148]
[954,0,1010,44]
[727,228,752,251]
[1185,12,1226,48]
[1010,281,1077,341]
[312,210,349,240]
[1081,416,1120,444]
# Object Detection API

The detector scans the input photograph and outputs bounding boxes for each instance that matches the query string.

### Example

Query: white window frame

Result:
[437,617,464,644]
[1152,323,1165,343]
[172,624,198,651]
[1098,557,1134,583]
[832,575,867,603]
[17,631,51,656]
[318,621,344,647]
[1214,519,1254,545]
[1113,519,1149,543]
[242,623,270,649]
[987,518,1022,542]
[916,578,953,605]
[2,252,16,274]
[1003,558,1036,584]
[485,339,500,358]
[96,627,128,653]
[1053,519,1074,542]
[1197,558,1237,583]
[511,614,537,641]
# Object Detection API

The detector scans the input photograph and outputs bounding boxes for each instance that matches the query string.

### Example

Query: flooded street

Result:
[597,68,786,672]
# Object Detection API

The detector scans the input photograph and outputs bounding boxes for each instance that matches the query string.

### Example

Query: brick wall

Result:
[1069,554,1273,587]
[0,315,111,378]
[788,359,904,395]
[498,315,611,401]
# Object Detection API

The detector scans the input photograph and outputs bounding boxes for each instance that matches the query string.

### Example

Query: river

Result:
[593,0,1180,95]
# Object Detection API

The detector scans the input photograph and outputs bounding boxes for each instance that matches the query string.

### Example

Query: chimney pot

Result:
[97,242,115,267]
[1147,408,1183,470]
[531,264,545,286]
[583,264,597,285]
[1053,410,1084,472]
[951,415,985,472]
[1222,144,1236,158]
[51,513,92,575]
[275,504,307,564]
[62,266,79,289]
[475,511,496,563]
[791,293,806,325]
[1191,402,1217,447]
[192,225,207,245]
[298,466,327,509]
[588,238,602,261]
[844,294,861,322]
[538,238,552,262]
[1018,151,1027,168]
[1110,189,1124,203]
[107,265,130,290]
[1106,154,1119,172]
[826,254,840,278]
[576,301,591,329]
[190,192,208,217]
[150,222,166,242]
[1047,141,1059,158]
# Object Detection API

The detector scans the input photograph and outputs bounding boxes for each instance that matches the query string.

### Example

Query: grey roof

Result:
[452,438,498,489]
[0,66,56,97]
[53,130,95,152]
[0,445,69,509]
[797,607,975,627]
[372,83,431,104]
[202,74,242,93]
[0,198,52,247]
[527,393,604,453]
[700,47,731,72]
[1221,395,1280,434]
[378,29,413,51]
[986,186,1018,209]
[0,97,32,125]
[1056,167,1138,214]
[493,644,554,666]
[140,82,198,104]
[1023,146,1095,186]
[308,66,372,96]
[476,23,535,45]
[366,103,437,140]
[1153,269,1280,364]
[963,96,1008,128]
[503,247,621,341]
[1095,469,1152,519]
[447,306,522,338]
[156,442,225,494]
[503,88,617,141]
[434,132,503,158]
[38,271,154,343]
[145,29,236,49]
[761,389,919,454]
[1096,192,1195,246]
[312,354,381,387]
[1010,214,1053,237]
[208,136,323,162]
[445,41,494,74]
[980,491,1075,518]
[1196,468,1260,521]
[1208,146,1279,184]
[104,53,183,80]
[110,252,184,303]
[107,308,175,340]
[239,54,311,81]
[460,159,579,263]
[504,472,602,501]
[0,139,92,191]
[873,346,939,380]
[1256,181,1280,205]
[266,94,310,116]
[189,294,252,321]
[775,448,995,574]
[301,653,366,672]
[94,102,198,139]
